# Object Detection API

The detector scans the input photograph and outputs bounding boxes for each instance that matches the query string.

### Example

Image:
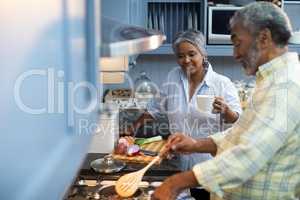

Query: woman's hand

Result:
[166,133,197,154]
[212,96,228,114]
[213,96,239,123]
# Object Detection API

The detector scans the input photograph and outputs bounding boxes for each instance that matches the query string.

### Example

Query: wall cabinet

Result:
[101,0,300,56]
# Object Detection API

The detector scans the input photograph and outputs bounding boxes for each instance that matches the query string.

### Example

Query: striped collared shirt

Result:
[193,52,300,200]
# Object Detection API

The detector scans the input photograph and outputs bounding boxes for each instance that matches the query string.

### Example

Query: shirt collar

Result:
[179,62,215,88]
[203,63,215,88]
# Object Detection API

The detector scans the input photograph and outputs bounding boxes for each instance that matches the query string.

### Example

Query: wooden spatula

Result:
[115,145,169,197]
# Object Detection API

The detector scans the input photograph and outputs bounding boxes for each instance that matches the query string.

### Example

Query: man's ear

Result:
[258,28,272,49]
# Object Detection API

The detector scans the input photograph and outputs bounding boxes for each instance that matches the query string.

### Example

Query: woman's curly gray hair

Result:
[172,29,207,57]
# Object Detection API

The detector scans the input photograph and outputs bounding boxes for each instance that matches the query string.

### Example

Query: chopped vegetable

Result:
[115,143,128,155]
[135,136,162,145]
[127,145,140,156]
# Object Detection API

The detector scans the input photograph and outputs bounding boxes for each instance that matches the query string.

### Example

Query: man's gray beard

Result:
[244,42,261,73]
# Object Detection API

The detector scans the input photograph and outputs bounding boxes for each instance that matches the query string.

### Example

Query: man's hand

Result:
[166,133,197,154]
[151,171,199,200]
[150,177,180,200]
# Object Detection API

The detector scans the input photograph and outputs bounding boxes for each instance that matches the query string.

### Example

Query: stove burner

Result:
[65,178,154,200]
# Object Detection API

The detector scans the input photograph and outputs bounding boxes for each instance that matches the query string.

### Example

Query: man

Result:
[152,2,300,200]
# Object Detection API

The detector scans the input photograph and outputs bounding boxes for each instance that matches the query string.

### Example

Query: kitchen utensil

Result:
[188,12,193,29]
[193,8,198,30]
[90,154,126,173]
[153,6,159,30]
[160,11,165,33]
[148,7,153,29]
[115,146,169,197]
[140,149,158,156]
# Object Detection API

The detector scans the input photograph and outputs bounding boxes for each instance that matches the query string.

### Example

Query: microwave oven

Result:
[207,6,242,45]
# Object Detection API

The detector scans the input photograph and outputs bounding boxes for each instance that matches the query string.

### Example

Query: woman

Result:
[126,30,242,170]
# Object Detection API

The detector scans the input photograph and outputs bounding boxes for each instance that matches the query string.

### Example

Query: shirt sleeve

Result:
[208,129,229,147]
[192,83,293,198]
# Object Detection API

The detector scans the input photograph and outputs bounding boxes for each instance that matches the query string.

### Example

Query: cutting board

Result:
[112,140,166,164]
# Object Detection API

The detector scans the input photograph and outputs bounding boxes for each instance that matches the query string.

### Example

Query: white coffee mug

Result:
[196,95,215,113]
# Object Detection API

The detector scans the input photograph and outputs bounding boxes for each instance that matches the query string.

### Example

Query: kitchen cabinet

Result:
[101,0,131,24]
[101,0,206,54]
[101,0,145,27]
[145,0,300,55]
[0,0,99,199]
[102,0,300,56]
[141,0,207,54]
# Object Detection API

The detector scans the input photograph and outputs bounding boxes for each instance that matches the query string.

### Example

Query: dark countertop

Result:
[78,153,181,182]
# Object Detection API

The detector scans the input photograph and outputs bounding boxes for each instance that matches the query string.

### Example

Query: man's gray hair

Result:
[172,30,207,57]
[230,2,292,47]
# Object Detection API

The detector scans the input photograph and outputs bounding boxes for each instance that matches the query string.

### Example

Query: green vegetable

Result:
[134,136,163,145]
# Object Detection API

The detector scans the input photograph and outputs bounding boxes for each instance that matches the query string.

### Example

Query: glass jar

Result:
[91,103,119,153]
[134,72,158,103]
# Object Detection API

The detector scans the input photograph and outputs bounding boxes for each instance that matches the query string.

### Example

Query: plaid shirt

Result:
[193,52,300,200]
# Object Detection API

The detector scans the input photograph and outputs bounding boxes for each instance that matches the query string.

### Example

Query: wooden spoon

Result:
[115,145,169,197]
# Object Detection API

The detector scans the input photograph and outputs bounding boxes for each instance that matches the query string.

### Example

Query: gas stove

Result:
[63,153,181,200]
[64,175,160,200]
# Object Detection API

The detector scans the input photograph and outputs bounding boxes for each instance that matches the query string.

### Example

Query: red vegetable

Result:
[127,145,140,156]
[115,143,127,155]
